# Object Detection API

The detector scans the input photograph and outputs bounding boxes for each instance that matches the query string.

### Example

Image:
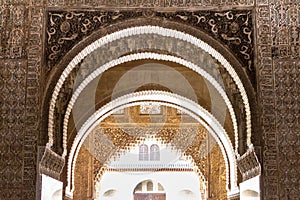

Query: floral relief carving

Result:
[0,5,27,59]
[157,10,255,84]
[0,60,26,199]
[0,1,36,199]
[274,60,300,200]
[257,1,300,200]
[46,10,142,73]
[48,0,254,7]
[45,9,255,86]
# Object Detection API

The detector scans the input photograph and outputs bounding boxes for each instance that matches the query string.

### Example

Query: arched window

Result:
[133,180,165,193]
[147,181,153,191]
[150,144,160,161]
[158,183,164,191]
[139,144,149,161]
[133,180,166,200]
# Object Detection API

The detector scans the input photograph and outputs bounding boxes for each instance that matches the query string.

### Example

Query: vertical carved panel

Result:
[257,1,300,200]
[0,1,30,199]
[270,3,300,59]
[209,144,227,200]
[0,60,26,199]
[0,1,42,199]
[74,146,95,200]
[274,60,300,199]
[23,7,43,199]
[256,4,279,199]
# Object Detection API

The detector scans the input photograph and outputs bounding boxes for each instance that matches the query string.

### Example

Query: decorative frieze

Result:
[45,9,255,86]
[47,0,254,7]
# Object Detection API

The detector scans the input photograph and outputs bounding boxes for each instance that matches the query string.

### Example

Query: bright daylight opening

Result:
[74,104,225,200]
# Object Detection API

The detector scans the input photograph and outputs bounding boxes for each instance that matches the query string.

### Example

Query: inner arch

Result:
[66,91,238,198]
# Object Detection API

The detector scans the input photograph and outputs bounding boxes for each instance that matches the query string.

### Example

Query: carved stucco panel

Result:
[256,4,279,200]
[0,60,26,199]
[0,1,33,199]
[257,1,300,200]
[274,60,300,200]
[45,10,255,86]
[47,0,254,7]
[23,7,43,199]
[0,4,28,59]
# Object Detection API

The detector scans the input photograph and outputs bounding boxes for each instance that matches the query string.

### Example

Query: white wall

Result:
[97,171,201,200]
[41,174,63,200]
[240,175,260,200]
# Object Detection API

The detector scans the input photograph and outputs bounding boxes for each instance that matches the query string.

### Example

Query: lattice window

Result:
[147,181,153,191]
[139,144,149,161]
[150,144,160,161]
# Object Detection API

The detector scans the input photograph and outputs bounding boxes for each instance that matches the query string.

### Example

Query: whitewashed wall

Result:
[41,174,63,200]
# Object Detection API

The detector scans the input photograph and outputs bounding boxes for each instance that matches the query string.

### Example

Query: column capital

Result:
[39,146,65,180]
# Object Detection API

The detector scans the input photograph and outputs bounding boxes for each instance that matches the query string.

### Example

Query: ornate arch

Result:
[45,25,254,157]
[66,91,238,198]
[60,52,238,157]
[40,16,261,199]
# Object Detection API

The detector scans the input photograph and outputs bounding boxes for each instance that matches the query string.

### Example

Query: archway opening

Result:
[41,24,261,200]
[73,103,228,200]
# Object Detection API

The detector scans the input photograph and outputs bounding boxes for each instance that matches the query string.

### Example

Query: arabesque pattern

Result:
[257,1,300,199]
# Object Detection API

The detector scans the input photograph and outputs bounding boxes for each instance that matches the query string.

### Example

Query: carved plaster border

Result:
[47,26,252,153]
[61,52,238,157]
[65,91,239,198]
